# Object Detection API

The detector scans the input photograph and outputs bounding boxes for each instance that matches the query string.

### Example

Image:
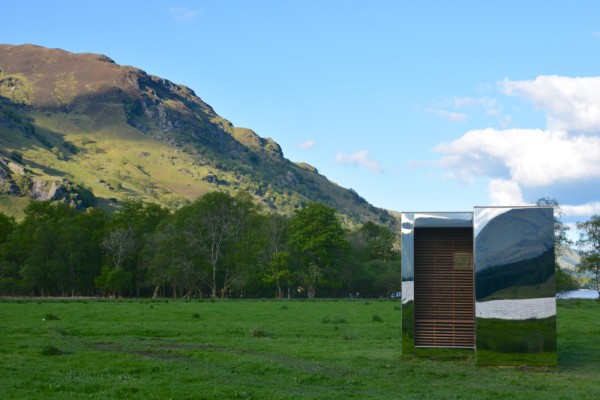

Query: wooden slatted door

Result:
[414,228,474,348]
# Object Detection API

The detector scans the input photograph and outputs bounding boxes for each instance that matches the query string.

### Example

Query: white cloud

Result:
[562,202,600,217]
[502,76,600,133]
[297,140,316,149]
[426,108,467,123]
[435,128,600,187]
[170,6,200,22]
[335,150,383,172]
[488,179,525,206]
[430,75,600,216]
[593,32,600,38]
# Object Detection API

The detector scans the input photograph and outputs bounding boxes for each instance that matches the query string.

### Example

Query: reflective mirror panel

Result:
[474,207,557,366]
[401,213,415,355]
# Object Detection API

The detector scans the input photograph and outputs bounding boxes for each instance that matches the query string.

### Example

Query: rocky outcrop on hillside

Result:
[0,157,94,209]
[0,157,29,196]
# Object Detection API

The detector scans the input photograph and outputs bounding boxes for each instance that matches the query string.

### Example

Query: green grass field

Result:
[0,299,598,399]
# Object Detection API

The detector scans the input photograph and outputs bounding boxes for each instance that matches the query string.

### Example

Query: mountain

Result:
[0,44,395,227]
[557,246,581,271]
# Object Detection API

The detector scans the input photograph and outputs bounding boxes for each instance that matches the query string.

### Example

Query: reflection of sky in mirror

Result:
[476,298,555,320]
[400,213,414,279]
[401,281,414,304]
[473,207,512,236]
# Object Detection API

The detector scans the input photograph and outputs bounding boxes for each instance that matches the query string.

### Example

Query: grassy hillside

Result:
[0,299,598,399]
[0,44,395,227]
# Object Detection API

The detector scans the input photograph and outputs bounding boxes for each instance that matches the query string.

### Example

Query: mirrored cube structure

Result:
[401,207,557,366]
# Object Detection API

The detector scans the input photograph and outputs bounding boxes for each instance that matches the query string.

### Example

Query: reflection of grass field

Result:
[479,276,555,301]
[0,299,599,399]
[476,316,557,366]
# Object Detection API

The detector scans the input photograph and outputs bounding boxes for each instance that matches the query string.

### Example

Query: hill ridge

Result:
[0,44,395,228]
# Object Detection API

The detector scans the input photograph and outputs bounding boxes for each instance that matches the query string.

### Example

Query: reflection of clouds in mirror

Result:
[401,212,414,234]
[473,207,511,236]
[474,207,554,271]
[402,281,413,304]
[476,298,555,320]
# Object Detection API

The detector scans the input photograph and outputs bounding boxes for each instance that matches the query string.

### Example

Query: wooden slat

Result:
[414,228,474,348]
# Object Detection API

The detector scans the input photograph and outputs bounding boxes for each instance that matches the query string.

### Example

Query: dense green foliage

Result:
[0,196,399,298]
[288,203,349,298]
[0,299,598,399]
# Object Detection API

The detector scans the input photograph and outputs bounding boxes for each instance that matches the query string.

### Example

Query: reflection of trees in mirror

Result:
[577,215,600,300]
[534,197,578,294]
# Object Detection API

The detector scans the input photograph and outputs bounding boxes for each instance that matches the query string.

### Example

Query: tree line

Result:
[0,192,401,298]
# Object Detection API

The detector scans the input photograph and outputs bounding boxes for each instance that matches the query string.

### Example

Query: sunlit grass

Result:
[0,299,598,399]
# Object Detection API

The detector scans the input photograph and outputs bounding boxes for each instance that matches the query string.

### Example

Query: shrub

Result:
[42,313,60,321]
[250,327,271,338]
[9,150,23,163]
[40,345,62,356]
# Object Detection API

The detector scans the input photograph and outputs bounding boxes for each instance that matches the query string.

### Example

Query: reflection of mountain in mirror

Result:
[475,248,554,300]
[475,208,554,272]
[413,212,472,228]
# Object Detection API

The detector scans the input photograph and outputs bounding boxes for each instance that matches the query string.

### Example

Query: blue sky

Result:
[3,0,600,231]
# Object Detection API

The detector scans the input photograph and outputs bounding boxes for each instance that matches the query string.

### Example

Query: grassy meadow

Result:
[0,298,599,399]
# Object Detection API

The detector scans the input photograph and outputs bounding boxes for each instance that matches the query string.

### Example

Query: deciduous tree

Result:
[0,212,15,244]
[11,202,107,296]
[145,219,206,298]
[104,201,170,295]
[288,202,348,298]
[175,191,259,298]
